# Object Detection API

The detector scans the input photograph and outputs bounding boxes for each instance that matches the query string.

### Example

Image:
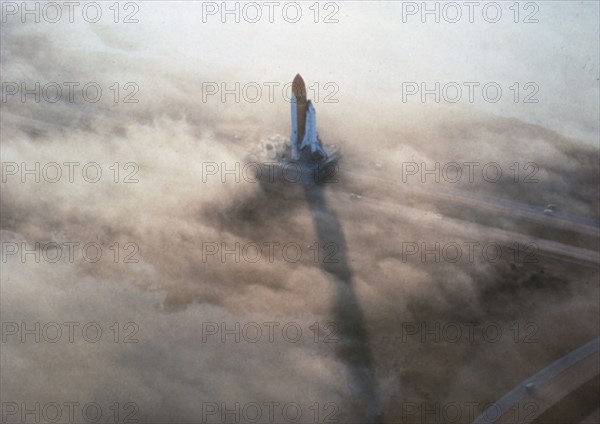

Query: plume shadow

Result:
[303,183,383,423]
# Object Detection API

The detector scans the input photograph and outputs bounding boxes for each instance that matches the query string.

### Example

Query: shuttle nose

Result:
[292,74,306,97]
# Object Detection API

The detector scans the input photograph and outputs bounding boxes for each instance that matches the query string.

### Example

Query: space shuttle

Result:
[290,74,329,162]
[245,74,339,184]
